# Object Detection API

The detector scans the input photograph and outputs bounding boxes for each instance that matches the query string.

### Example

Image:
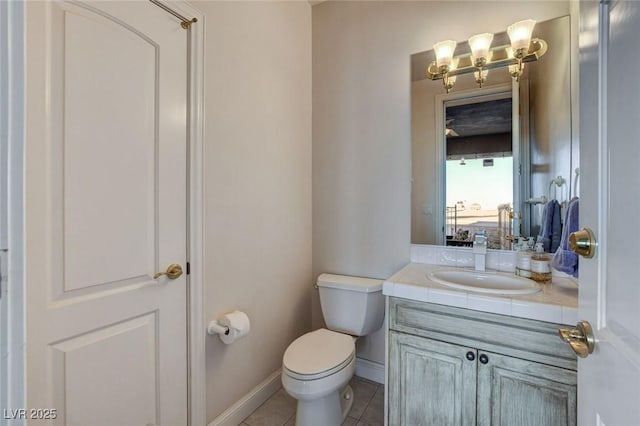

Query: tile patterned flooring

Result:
[241,376,384,426]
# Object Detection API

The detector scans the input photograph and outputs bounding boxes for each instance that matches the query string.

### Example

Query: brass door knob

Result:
[154,263,183,280]
[569,228,597,258]
[559,321,595,358]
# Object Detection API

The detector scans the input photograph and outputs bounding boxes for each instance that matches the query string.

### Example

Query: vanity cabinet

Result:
[388,298,577,426]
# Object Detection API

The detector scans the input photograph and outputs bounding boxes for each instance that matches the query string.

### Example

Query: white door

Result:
[24,1,188,425]
[578,0,640,424]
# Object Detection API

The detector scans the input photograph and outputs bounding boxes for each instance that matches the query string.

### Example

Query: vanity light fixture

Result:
[427,19,546,92]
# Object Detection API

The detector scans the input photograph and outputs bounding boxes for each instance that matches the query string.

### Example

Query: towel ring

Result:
[548,176,566,201]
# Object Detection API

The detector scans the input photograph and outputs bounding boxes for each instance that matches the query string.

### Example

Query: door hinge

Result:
[186,262,190,275]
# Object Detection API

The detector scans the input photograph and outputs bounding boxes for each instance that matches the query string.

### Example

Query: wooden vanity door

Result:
[476,351,577,426]
[388,332,477,426]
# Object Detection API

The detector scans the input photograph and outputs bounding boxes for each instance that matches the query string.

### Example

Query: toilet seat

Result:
[283,328,355,381]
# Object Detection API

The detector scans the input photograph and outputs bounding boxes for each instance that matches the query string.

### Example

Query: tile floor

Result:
[241,376,384,426]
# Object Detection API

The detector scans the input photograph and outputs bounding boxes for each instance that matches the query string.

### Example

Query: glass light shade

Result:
[434,40,457,68]
[508,19,536,52]
[468,33,494,62]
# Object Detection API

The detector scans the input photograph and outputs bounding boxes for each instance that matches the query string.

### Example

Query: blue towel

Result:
[552,197,579,277]
[538,200,561,252]
[537,202,552,251]
[550,201,562,253]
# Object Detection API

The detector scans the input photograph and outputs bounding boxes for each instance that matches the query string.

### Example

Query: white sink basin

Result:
[427,269,541,295]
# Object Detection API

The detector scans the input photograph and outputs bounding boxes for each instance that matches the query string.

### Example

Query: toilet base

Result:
[339,385,354,419]
[294,385,353,426]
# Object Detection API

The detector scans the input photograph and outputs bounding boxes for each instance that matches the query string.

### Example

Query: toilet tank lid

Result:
[316,273,383,293]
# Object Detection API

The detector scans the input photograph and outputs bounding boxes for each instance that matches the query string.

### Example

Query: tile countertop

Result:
[383,263,579,325]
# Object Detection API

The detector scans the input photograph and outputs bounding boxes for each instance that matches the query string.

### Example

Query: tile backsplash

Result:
[411,244,517,273]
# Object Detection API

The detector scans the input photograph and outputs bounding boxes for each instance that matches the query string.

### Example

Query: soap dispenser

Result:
[515,238,532,278]
[527,237,536,250]
[531,243,552,283]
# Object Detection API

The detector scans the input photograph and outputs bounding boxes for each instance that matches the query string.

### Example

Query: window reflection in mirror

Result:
[445,97,514,249]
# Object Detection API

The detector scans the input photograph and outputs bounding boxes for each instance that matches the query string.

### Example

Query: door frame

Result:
[176,1,207,425]
[1,1,207,425]
[1,1,26,422]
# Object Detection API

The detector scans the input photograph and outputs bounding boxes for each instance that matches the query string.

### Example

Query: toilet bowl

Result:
[281,274,385,426]
[282,329,356,426]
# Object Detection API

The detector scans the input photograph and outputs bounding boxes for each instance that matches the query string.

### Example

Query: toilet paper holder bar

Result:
[207,321,230,336]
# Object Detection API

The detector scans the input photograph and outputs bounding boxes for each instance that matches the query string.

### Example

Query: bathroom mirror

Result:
[411,15,577,248]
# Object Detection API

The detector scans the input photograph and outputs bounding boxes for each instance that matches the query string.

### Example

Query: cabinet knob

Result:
[466,351,475,361]
[479,354,489,364]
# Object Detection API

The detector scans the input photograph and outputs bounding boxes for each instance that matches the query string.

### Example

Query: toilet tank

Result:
[317,273,385,336]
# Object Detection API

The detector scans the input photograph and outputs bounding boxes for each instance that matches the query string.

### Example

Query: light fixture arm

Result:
[510,58,525,81]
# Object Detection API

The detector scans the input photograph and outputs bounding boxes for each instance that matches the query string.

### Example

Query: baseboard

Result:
[208,369,282,426]
[354,358,385,384]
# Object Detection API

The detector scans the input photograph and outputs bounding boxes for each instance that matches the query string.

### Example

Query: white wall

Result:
[192,1,312,421]
[312,1,569,365]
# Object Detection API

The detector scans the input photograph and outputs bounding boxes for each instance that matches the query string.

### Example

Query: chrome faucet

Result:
[472,231,487,271]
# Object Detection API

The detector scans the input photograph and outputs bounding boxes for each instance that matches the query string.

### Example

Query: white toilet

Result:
[281,273,385,426]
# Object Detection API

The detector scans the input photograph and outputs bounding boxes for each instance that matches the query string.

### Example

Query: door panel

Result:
[578,1,640,424]
[62,8,158,291]
[603,0,640,348]
[25,1,187,424]
[50,314,158,426]
[60,5,159,292]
